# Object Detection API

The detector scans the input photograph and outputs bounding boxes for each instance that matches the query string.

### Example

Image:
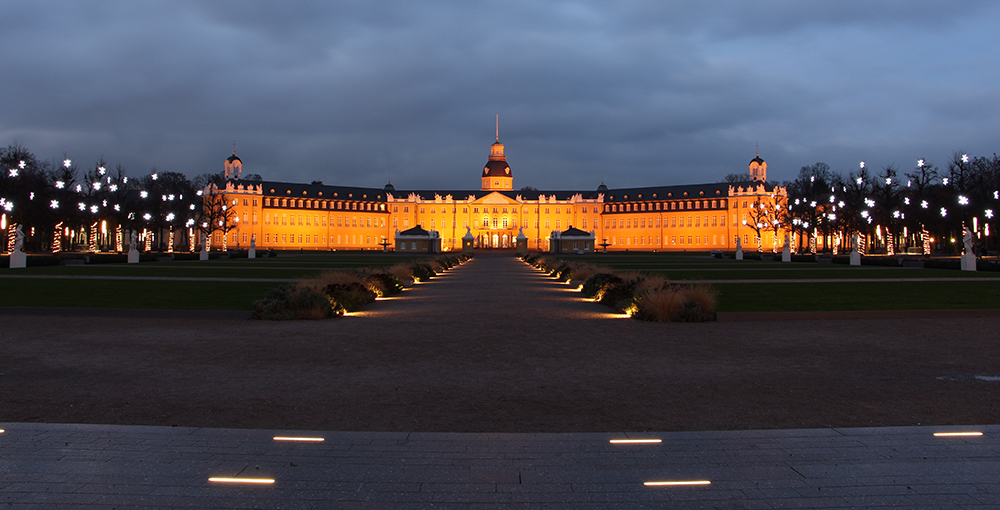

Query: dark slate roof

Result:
[561,227,593,237]
[398,225,431,236]
[245,180,387,201]
[482,160,511,178]
[387,189,605,201]
[604,182,775,202]
[750,155,765,165]
[227,153,242,163]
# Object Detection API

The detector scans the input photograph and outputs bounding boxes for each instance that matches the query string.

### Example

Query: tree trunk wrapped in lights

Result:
[167,228,174,253]
[6,224,15,253]
[115,225,123,252]
[143,229,152,252]
[52,222,63,253]
[886,232,895,256]
[89,222,99,252]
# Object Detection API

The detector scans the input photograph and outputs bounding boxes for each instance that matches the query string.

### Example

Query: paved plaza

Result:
[1,422,999,508]
[2,254,999,508]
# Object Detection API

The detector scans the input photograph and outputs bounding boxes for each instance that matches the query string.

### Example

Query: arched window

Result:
[482,216,489,227]
[502,217,509,228]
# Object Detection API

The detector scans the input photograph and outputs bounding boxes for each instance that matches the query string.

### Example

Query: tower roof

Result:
[749,152,765,165]
[227,150,242,164]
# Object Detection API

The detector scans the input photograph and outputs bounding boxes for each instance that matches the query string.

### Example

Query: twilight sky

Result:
[3,1,998,191]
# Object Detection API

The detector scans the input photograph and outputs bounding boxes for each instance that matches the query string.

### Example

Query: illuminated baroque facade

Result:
[206,139,787,252]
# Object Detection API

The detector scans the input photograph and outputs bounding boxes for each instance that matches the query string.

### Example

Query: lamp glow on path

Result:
[644,480,711,487]
[933,431,983,437]
[208,477,275,484]
[610,438,661,444]
[273,436,324,442]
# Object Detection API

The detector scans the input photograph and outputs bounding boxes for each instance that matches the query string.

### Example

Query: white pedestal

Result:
[961,253,977,271]
[200,250,209,261]
[248,248,256,259]
[127,250,139,264]
[9,251,26,268]
[850,251,861,266]
[736,249,743,260]
[781,248,791,262]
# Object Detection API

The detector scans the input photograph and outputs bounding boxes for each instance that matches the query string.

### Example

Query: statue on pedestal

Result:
[13,225,24,253]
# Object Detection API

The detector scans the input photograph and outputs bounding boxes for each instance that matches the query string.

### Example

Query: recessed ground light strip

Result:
[273,436,325,442]
[208,477,275,484]
[933,431,983,437]
[610,438,661,444]
[644,480,711,487]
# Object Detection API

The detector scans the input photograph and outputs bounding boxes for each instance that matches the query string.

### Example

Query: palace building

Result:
[206,136,787,252]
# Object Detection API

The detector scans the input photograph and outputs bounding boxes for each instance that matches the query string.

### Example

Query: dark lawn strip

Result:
[715,280,1000,312]
[0,279,278,310]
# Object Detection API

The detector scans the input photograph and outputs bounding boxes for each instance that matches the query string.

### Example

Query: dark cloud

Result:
[2,1,998,191]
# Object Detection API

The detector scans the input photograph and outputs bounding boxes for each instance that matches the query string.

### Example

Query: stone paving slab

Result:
[2,422,999,508]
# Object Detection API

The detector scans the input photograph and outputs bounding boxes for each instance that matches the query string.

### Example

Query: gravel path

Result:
[2,253,999,432]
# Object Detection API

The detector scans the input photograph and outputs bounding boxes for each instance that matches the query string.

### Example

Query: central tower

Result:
[481,117,513,191]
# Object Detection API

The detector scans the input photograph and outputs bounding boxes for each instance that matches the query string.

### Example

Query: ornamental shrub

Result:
[252,283,341,320]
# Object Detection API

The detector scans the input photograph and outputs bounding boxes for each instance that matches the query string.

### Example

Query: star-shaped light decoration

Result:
[165,213,175,222]
[109,184,117,192]
[8,168,17,177]
[50,200,58,209]
[987,209,995,219]
[75,184,82,192]
[959,196,970,205]
[885,178,892,185]
[865,198,876,208]
[810,201,817,207]
[143,213,151,221]
[921,200,929,209]
[189,204,195,210]
[90,205,98,213]
[2,202,12,212]
[114,204,120,212]
[917,159,924,167]
[838,201,845,207]
[829,195,835,203]
[861,211,869,218]
[904,197,911,205]
[942,178,950,185]
[940,207,947,217]
[98,167,105,175]
[856,177,863,185]
[892,211,900,219]
[78,202,86,211]
[18,161,26,169]
[150,173,158,180]
[63,159,72,168]
[55,181,65,189]
[962,154,969,164]
[140,191,148,199]
[93,182,101,191]
[860,161,865,169]
[196,190,203,196]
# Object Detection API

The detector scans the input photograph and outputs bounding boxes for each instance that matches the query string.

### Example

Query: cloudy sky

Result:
[3,1,998,191]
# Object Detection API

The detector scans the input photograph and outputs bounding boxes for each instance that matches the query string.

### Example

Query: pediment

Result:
[478,192,518,205]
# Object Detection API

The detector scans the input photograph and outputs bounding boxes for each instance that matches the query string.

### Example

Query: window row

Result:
[263,214,386,228]
[263,197,385,211]
[606,199,726,213]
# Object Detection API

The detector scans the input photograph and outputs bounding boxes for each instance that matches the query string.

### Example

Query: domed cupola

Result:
[225,149,242,180]
[597,182,608,193]
[481,116,513,191]
[749,151,767,182]
[383,181,395,192]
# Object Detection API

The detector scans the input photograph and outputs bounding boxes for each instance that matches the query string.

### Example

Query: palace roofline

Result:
[231,178,777,204]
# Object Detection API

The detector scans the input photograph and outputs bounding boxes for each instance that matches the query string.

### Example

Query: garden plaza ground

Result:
[2,253,999,508]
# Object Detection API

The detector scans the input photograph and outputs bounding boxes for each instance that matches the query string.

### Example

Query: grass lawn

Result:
[714,280,1000,312]
[0,278,278,310]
